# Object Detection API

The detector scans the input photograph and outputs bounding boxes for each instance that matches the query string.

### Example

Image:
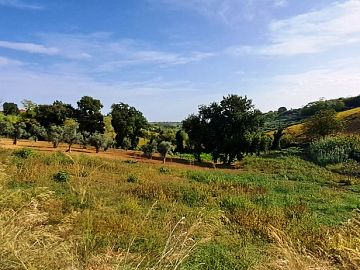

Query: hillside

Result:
[284,107,360,139]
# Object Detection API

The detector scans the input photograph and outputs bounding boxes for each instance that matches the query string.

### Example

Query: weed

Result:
[53,171,71,183]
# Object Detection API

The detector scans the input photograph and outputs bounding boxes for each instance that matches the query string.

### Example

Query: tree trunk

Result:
[96,147,100,153]
[163,157,166,164]
[13,137,17,145]
[66,143,72,153]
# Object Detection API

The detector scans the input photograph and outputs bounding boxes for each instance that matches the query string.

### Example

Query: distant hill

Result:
[263,95,360,131]
[283,107,360,140]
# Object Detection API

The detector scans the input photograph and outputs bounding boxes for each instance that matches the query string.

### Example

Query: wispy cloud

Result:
[150,0,286,24]
[31,32,214,70]
[0,40,59,55]
[0,56,23,67]
[228,0,360,56]
[0,0,43,10]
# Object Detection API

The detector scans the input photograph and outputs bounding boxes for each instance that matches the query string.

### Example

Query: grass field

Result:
[0,140,359,269]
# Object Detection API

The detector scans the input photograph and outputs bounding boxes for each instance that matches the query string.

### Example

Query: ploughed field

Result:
[0,145,359,269]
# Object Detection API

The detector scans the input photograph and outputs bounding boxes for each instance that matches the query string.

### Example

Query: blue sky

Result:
[0,0,359,121]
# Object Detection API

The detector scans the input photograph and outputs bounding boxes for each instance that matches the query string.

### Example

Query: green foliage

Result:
[2,102,19,115]
[175,129,188,153]
[308,135,360,165]
[141,141,157,158]
[35,101,75,128]
[183,95,264,164]
[157,141,173,163]
[29,121,47,142]
[127,174,140,183]
[48,125,64,148]
[12,148,35,159]
[305,109,343,139]
[89,132,107,153]
[77,96,105,134]
[62,119,82,152]
[12,122,28,145]
[53,171,71,183]
[111,102,148,149]
[301,99,345,116]
[159,166,171,174]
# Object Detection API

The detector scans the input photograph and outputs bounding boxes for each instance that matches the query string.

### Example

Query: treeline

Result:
[0,97,148,153]
[0,94,358,165]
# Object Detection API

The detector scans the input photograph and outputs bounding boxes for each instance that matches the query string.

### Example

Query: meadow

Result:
[0,144,359,269]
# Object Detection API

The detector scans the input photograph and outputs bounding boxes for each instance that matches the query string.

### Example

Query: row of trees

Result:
[0,97,149,151]
[1,94,349,164]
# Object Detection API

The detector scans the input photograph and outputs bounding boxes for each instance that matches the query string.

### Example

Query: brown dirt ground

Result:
[0,138,236,171]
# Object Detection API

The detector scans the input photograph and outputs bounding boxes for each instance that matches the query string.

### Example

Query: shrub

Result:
[127,174,140,183]
[53,171,71,183]
[159,166,171,174]
[308,135,360,166]
[13,148,35,159]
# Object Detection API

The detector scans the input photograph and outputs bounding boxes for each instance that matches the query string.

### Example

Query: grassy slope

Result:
[284,107,360,138]
[0,148,359,269]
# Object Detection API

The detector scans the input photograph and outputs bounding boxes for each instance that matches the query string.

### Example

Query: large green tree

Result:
[183,95,263,164]
[76,96,105,134]
[36,101,75,128]
[3,102,19,115]
[110,103,148,149]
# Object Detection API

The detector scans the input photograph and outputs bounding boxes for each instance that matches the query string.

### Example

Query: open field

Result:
[0,141,359,269]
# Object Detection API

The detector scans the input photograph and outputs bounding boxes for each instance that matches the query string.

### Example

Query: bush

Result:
[12,148,35,159]
[308,135,360,166]
[159,166,171,174]
[53,171,71,183]
[127,174,140,183]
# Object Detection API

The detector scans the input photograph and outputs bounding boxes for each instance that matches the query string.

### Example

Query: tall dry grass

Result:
[258,211,360,270]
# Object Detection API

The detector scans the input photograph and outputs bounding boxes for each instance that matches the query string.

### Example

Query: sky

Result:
[0,0,359,121]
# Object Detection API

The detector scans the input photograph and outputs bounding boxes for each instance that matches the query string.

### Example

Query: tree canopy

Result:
[183,95,264,164]
[110,102,148,149]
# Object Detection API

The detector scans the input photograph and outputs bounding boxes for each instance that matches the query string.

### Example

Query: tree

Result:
[77,96,105,134]
[22,99,37,118]
[182,114,206,162]
[48,125,64,148]
[36,101,75,128]
[0,120,14,137]
[12,122,27,145]
[3,102,19,115]
[277,107,287,114]
[141,141,157,159]
[62,119,82,152]
[175,130,187,153]
[271,127,285,150]
[110,103,148,149]
[29,122,47,142]
[89,132,107,153]
[157,141,173,163]
[183,95,263,164]
[304,109,343,139]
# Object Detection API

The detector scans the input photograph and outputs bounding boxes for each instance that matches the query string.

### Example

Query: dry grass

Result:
[258,212,360,270]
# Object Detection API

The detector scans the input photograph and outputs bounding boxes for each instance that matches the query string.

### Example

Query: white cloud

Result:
[0,56,23,67]
[253,62,360,111]
[0,40,59,55]
[0,0,43,10]
[229,0,360,56]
